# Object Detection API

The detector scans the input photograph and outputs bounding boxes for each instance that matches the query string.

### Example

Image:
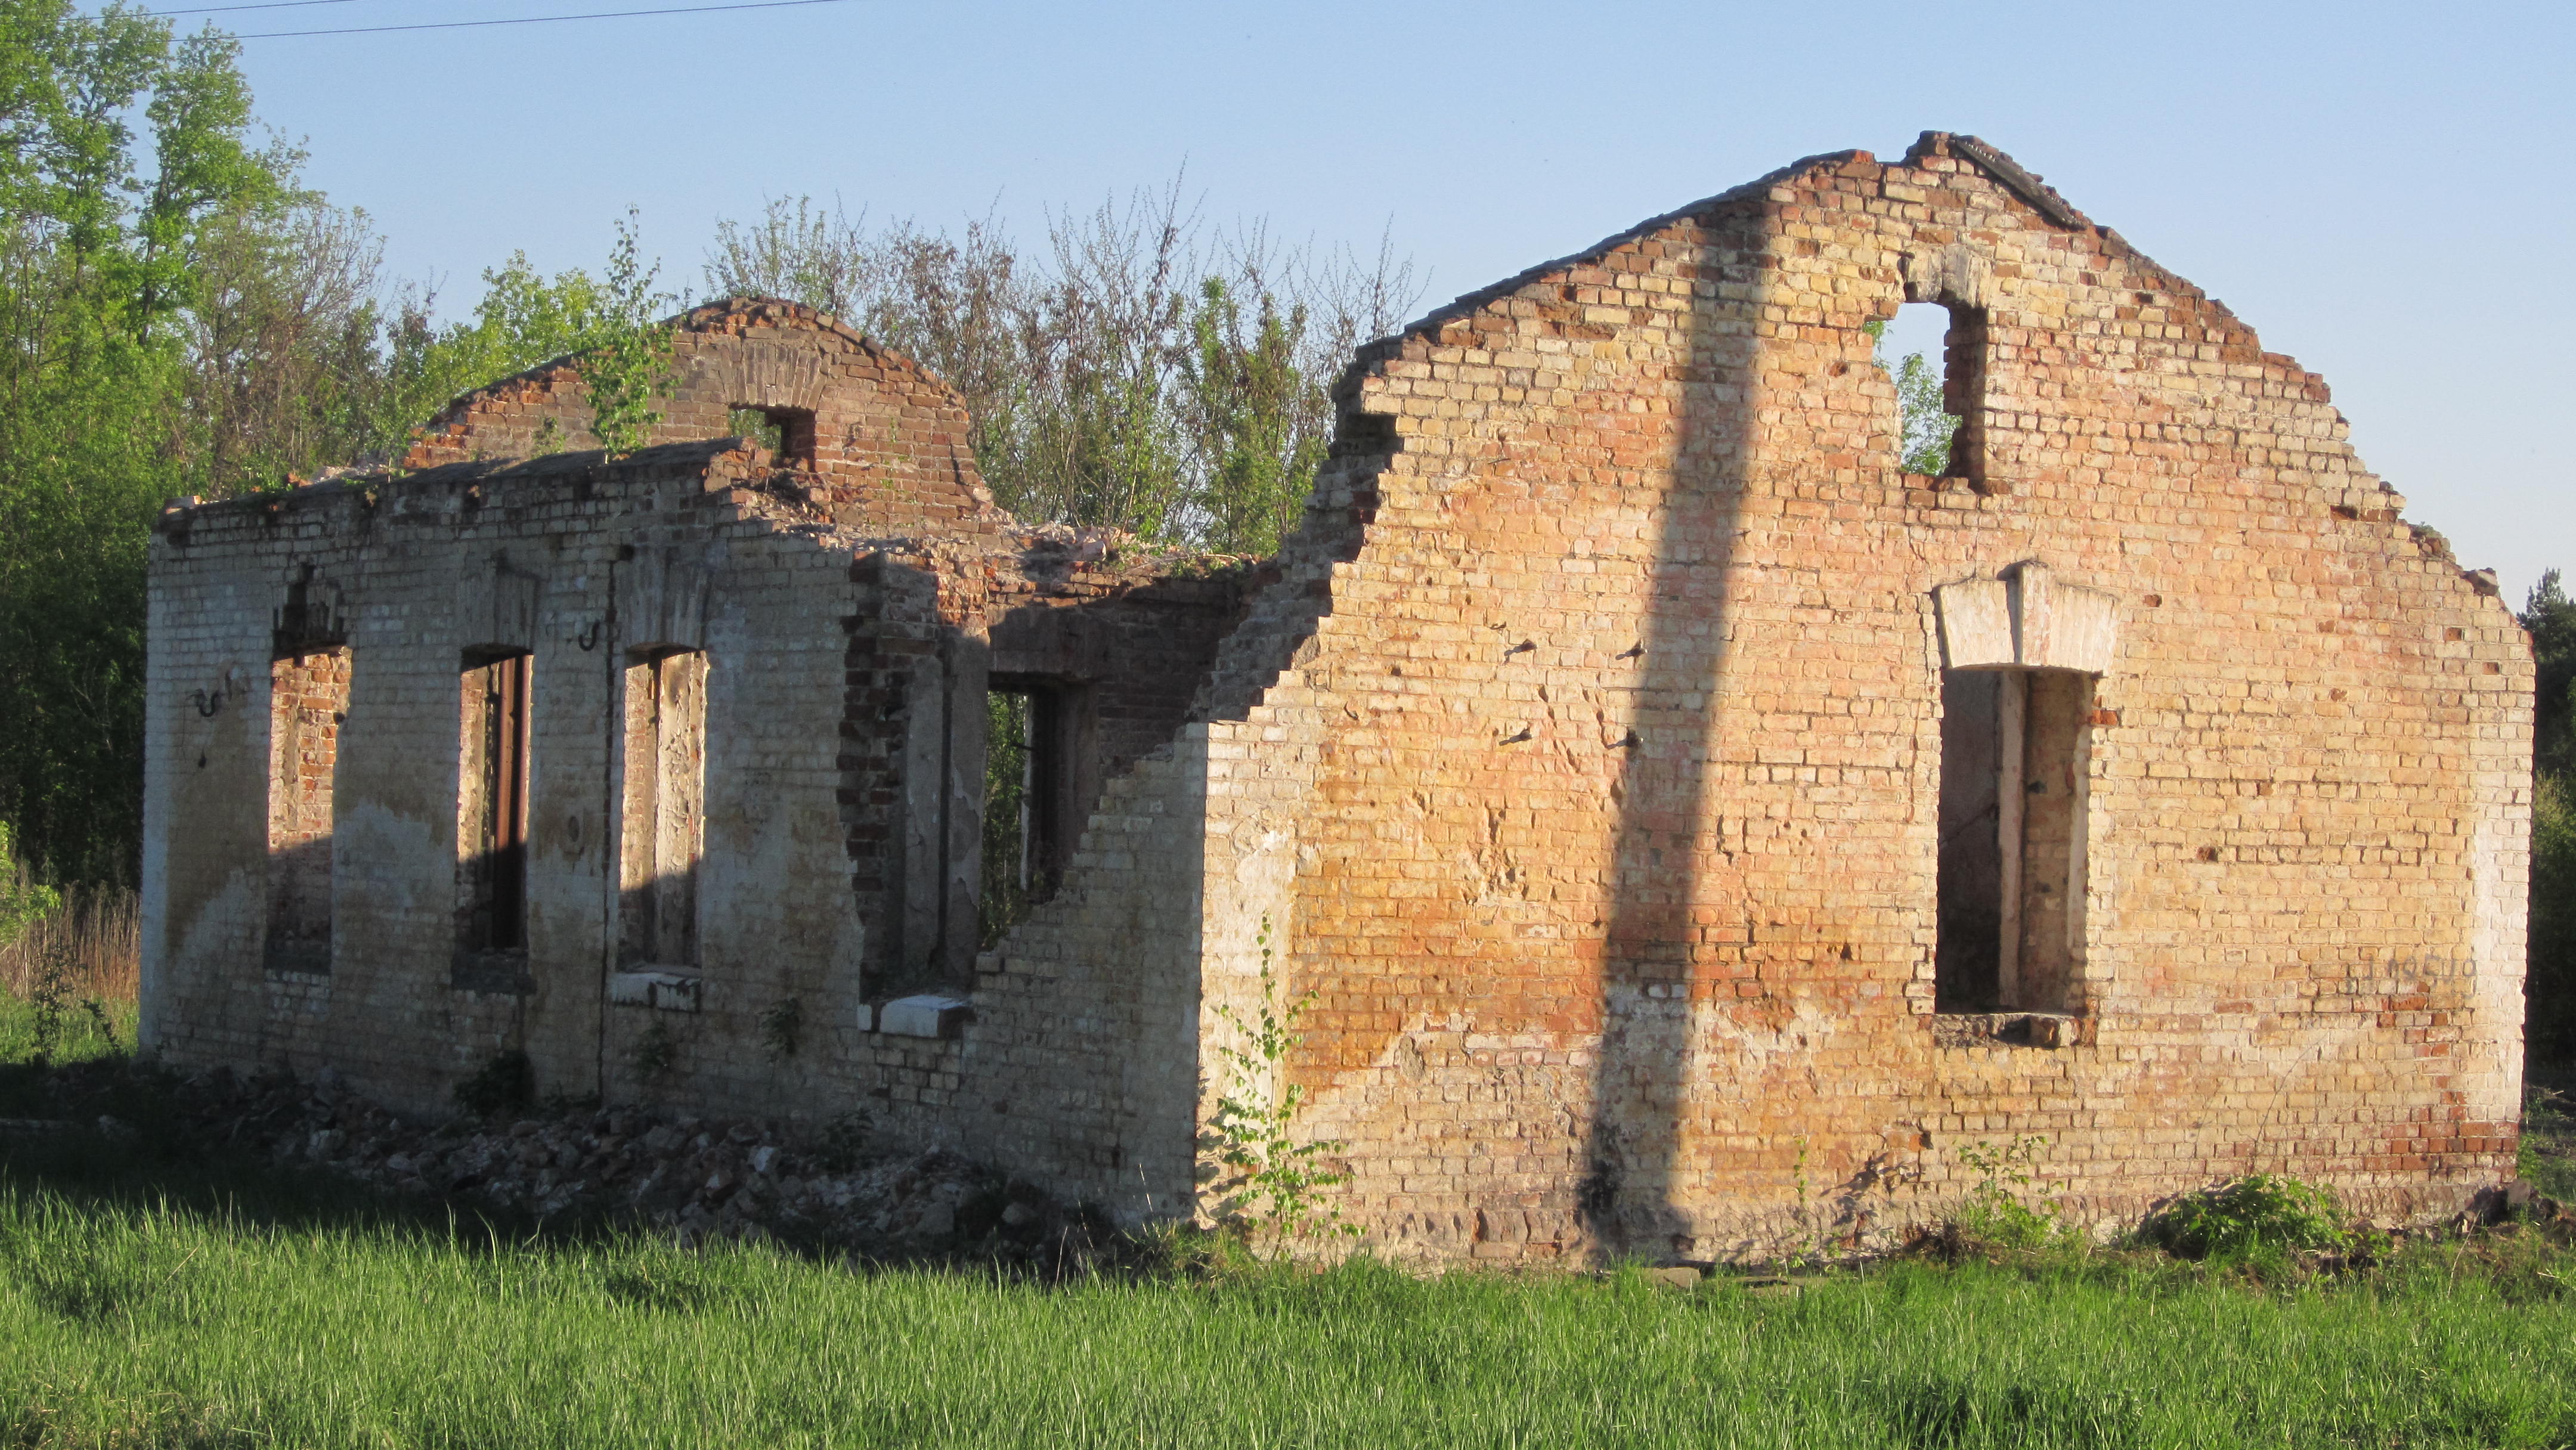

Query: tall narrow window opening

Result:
[979,680,1074,948]
[266,647,348,974]
[457,649,532,970]
[619,647,707,969]
[1937,302,1988,482]
[1875,301,1975,478]
[1936,667,2091,1012]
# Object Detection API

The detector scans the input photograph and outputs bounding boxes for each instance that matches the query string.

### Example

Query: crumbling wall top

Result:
[399,297,1001,538]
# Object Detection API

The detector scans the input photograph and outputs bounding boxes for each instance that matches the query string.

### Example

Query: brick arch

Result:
[398,297,1001,536]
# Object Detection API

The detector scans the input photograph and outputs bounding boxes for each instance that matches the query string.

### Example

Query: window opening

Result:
[1936,667,2091,1012]
[457,649,532,966]
[266,647,348,974]
[727,405,815,469]
[979,681,1071,947]
[1872,300,1977,479]
[619,647,707,969]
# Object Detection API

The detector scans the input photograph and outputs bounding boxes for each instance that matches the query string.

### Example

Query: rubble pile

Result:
[166,1065,1116,1266]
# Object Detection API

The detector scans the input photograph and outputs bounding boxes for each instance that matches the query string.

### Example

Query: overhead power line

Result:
[237,0,852,36]
[148,1,372,17]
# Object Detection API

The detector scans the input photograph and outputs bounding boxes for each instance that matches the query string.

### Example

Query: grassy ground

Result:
[4,1192,2575,1448]
[0,993,133,1076]
[5,996,2576,1448]
[2523,1074,2576,1202]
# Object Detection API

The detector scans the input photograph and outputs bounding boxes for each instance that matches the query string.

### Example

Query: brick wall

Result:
[1159,134,2530,1259]
[402,298,1002,538]
[143,142,2531,1258]
[144,330,1248,1212]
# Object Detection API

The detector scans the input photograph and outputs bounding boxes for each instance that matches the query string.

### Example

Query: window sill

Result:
[1931,1011,2086,1049]
[609,970,701,1013]
[262,949,330,980]
[871,994,971,1040]
[450,950,531,996]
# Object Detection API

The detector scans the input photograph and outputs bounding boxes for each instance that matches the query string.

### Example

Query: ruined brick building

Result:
[142,134,2532,1260]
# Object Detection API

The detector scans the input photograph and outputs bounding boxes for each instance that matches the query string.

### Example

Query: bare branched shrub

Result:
[180,201,392,492]
[704,182,1418,554]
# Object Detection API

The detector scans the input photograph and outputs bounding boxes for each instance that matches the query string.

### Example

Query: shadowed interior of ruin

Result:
[1935,667,2094,1013]
[453,647,532,992]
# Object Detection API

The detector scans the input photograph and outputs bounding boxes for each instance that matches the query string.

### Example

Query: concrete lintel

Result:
[1936,564,2120,675]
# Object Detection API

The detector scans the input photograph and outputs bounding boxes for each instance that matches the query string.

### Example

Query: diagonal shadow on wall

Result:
[1575,196,1774,1260]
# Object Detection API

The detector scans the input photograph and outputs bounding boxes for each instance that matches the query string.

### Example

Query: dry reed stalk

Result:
[0,870,139,1003]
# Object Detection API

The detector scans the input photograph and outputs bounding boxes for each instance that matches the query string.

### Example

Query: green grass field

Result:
[0,992,131,1076]
[5,987,2576,1449]
[5,1194,2576,1448]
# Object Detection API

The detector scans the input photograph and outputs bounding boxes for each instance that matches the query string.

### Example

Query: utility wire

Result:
[239,0,850,36]
[148,1,373,16]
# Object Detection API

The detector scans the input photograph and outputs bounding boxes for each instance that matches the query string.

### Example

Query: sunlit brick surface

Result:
[145,141,2531,1260]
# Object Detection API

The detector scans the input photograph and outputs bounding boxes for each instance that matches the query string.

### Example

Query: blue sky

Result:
[219,0,2570,600]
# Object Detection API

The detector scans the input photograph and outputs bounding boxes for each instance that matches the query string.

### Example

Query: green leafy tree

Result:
[2524,570,2575,779]
[703,188,1414,546]
[0,0,457,881]
[2524,570,2576,1062]
[979,690,1033,950]
[571,213,679,457]
[1865,317,1961,475]
[386,224,677,461]
[1180,277,1328,556]
[0,0,299,881]
[0,822,62,948]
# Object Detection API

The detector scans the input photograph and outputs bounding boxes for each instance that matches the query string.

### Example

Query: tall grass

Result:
[0,877,138,1068]
[0,875,137,1005]
[4,883,2574,1445]
[1,1193,2572,1448]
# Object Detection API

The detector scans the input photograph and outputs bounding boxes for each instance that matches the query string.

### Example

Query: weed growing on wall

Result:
[628,1018,680,1084]
[1200,919,1352,1248]
[759,997,802,1062]
[1952,1136,2068,1250]
[576,213,679,458]
[626,1018,684,1085]
[2138,1173,2357,1261]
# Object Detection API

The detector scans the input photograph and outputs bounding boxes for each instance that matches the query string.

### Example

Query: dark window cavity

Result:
[980,679,1080,949]
[1936,667,2091,1012]
[457,649,532,972]
[265,647,348,975]
[619,647,707,969]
